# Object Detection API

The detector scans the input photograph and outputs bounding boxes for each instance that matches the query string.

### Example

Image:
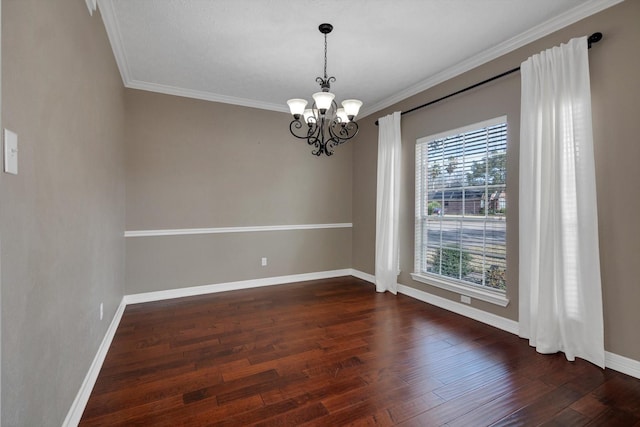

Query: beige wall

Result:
[124,90,353,294]
[352,0,640,361]
[1,0,126,425]
[1,1,638,424]
[126,229,352,294]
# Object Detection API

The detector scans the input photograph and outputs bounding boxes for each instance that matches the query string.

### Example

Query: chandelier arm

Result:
[308,135,323,156]
[305,116,325,156]
[341,121,359,140]
[289,119,311,140]
[309,136,323,156]
[327,120,359,145]
[324,137,338,156]
[309,118,323,146]
[289,119,320,142]
[326,120,342,143]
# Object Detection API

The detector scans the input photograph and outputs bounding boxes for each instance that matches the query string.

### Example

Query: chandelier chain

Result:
[324,33,328,80]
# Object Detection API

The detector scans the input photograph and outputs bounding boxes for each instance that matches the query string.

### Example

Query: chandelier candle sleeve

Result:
[286,23,363,156]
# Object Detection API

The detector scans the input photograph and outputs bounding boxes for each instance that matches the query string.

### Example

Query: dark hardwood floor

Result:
[80,277,640,426]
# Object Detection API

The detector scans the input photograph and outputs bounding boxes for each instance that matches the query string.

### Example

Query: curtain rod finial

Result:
[588,32,603,48]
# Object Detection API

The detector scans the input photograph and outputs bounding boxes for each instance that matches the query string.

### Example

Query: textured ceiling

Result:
[99,0,620,118]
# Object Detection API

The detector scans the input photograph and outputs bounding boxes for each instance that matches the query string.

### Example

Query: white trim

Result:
[98,0,621,116]
[410,273,510,307]
[65,269,640,424]
[416,116,508,145]
[124,269,352,304]
[349,269,376,285]
[126,80,289,113]
[351,269,517,333]
[97,0,289,113]
[359,0,624,118]
[124,223,352,238]
[64,269,351,423]
[399,284,640,380]
[355,269,640,379]
[62,298,127,427]
[414,118,509,308]
[97,0,133,86]
[398,282,519,334]
[605,352,640,379]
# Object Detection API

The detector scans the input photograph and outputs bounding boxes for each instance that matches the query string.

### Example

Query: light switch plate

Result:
[4,129,18,175]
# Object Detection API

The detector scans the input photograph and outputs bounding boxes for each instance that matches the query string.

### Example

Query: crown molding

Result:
[359,0,624,119]
[97,0,133,84]
[98,0,622,116]
[98,0,288,113]
[125,80,289,113]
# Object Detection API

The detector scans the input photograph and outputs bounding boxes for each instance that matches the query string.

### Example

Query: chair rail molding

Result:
[124,223,353,238]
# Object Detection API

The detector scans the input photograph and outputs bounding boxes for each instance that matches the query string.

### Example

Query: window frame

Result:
[411,116,510,307]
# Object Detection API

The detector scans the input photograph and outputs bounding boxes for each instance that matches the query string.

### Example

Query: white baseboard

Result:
[350,269,519,334]
[65,269,640,425]
[605,351,640,379]
[350,269,640,379]
[64,269,352,425]
[62,298,127,426]
[397,283,520,335]
[399,283,640,378]
[123,269,352,305]
[349,268,376,284]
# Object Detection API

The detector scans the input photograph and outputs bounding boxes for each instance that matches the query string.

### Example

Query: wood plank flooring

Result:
[80,277,640,426]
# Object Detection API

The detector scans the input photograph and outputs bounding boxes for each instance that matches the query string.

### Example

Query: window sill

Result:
[410,273,510,307]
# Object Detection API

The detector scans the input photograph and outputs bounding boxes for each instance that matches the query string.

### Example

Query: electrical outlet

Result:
[100,302,104,320]
[261,257,268,266]
[461,295,471,304]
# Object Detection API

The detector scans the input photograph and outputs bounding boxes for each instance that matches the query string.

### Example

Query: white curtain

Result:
[375,112,402,294]
[519,36,604,368]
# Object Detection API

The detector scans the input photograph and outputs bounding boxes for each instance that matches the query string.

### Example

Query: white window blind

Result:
[414,117,508,299]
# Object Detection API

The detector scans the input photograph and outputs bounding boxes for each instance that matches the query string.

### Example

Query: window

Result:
[412,117,508,306]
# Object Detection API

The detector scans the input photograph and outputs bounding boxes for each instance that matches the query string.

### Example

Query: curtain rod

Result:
[374,32,603,126]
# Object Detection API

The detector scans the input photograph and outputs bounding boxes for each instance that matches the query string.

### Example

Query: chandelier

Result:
[287,23,363,156]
